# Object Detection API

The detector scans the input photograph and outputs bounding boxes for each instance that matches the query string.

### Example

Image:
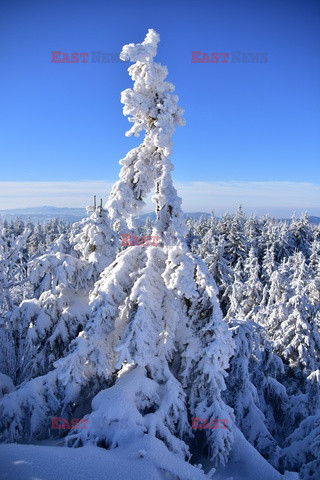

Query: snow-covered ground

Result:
[0,428,295,480]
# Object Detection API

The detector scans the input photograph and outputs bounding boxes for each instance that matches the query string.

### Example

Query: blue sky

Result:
[0,0,319,216]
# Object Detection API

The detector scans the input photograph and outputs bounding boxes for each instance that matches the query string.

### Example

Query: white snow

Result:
[0,429,292,480]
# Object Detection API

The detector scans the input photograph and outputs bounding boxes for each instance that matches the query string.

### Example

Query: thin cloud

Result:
[0,181,114,209]
[174,181,320,216]
[0,180,319,217]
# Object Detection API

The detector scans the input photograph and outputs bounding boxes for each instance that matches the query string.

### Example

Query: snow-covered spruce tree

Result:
[244,214,262,258]
[289,212,312,258]
[224,206,248,268]
[225,248,263,321]
[138,214,154,237]
[0,31,234,479]
[273,252,320,376]
[201,236,234,317]
[0,211,118,437]
[280,411,320,480]
[276,219,296,262]
[256,258,291,331]
[0,318,34,385]
[70,204,118,284]
[1,207,117,383]
[309,237,320,274]
[279,371,320,480]
[105,29,185,233]
[261,242,277,289]
[66,29,235,473]
[240,247,263,318]
[0,222,31,318]
[44,217,61,245]
[30,206,117,377]
[254,250,320,453]
[27,221,46,259]
[251,340,288,445]
[222,320,283,463]
[0,233,9,319]
[1,241,89,383]
[0,223,33,384]
[217,212,232,241]
[224,259,244,321]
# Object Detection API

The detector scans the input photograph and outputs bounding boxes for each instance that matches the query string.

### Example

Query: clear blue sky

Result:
[0,0,319,215]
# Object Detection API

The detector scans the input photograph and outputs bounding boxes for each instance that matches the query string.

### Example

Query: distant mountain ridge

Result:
[0,206,212,224]
[0,206,319,225]
[0,206,87,223]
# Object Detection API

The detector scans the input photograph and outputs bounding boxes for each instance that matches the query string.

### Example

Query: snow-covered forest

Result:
[0,30,319,480]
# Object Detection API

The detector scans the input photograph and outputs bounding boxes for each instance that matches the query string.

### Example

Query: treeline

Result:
[0,208,319,479]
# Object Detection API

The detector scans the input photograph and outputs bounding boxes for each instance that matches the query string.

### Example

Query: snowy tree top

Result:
[119,28,185,144]
[120,28,160,63]
[106,28,186,236]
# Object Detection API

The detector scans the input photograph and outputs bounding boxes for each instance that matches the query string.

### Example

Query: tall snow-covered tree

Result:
[69,28,235,468]
[0,30,235,479]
